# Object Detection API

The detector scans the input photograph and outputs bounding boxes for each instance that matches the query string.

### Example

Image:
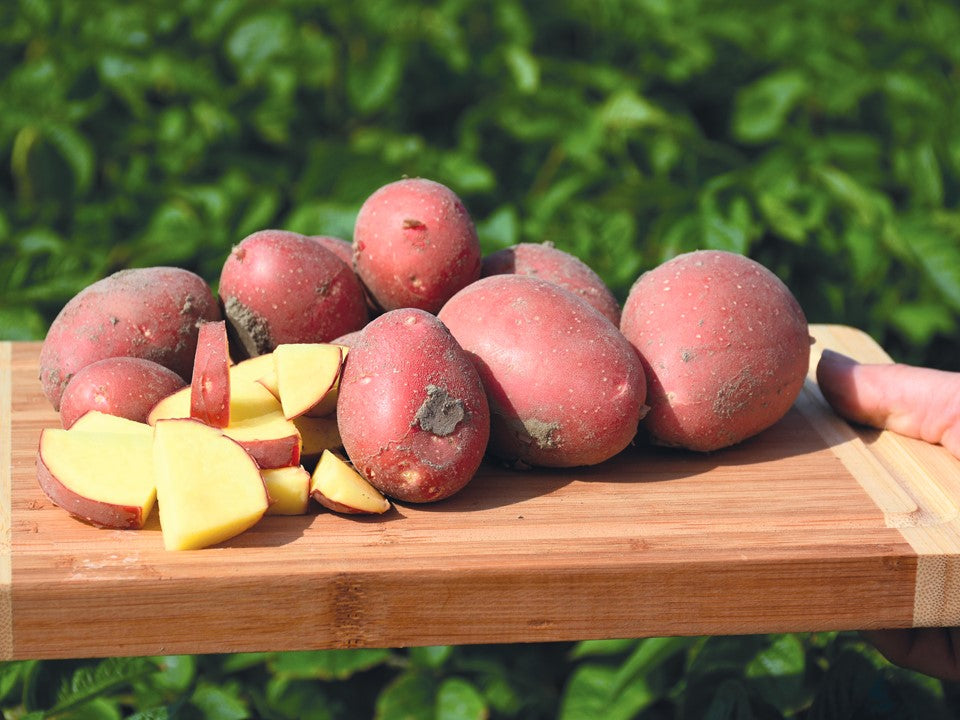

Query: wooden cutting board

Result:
[2,324,959,660]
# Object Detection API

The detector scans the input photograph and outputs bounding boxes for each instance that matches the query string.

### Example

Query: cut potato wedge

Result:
[37,428,156,529]
[262,465,311,515]
[191,320,231,428]
[310,450,390,515]
[153,419,269,550]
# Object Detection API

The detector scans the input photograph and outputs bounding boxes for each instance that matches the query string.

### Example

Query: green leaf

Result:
[504,45,539,93]
[805,650,879,720]
[375,671,436,720]
[409,646,454,670]
[558,664,656,720]
[41,122,95,194]
[150,655,196,693]
[476,205,519,252]
[703,679,754,720]
[732,70,809,143]
[569,639,639,660]
[744,634,806,714]
[348,43,404,115]
[51,658,158,718]
[610,636,696,697]
[435,678,487,720]
[269,649,391,681]
[600,89,667,130]
[190,682,249,720]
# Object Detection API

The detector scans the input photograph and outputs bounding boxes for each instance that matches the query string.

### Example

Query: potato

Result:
[481,241,621,325]
[219,229,369,358]
[308,235,354,266]
[59,357,187,429]
[619,249,811,451]
[39,266,220,411]
[337,308,490,503]
[438,275,647,468]
[352,178,481,313]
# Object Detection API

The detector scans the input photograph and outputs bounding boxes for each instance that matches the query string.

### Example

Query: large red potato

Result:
[352,178,481,313]
[481,242,621,325]
[336,308,490,503]
[620,250,811,452]
[58,357,187,429]
[39,267,220,411]
[219,229,369,358]
[438,275,647,468]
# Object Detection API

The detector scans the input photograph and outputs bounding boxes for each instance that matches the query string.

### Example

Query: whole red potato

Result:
[337,308,490,503]
[58,356,187,428]
[439,275,647,468]
[620,250,811,451]
[353,178,481,313]
[219,230,369,358]
[481,242,621,325]
[39,266,220,411]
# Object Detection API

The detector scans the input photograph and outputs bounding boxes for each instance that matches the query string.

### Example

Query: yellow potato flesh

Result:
[311,450,390,514]
[153,419,269,551]
[39,429,156,519]
[262,466,311,515]
[273,343,343,419]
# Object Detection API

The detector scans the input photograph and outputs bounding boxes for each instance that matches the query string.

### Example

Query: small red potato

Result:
[438,275,647,468]
[219,229,369,358]
[59,357,187,429]
[481,242,621,325]
[39,266,220,411]
[352,178,482,313]
[336,308,490,503]
[620,249,811,451]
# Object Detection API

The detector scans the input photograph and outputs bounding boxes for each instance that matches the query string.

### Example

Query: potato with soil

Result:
[482,241,621,325]
[620,249,811,452]
[337,308,490,503]
[438,275,647,468]
[353,178,481,313]
[58,357,187,429]
[39,267,220,411]
[219,229,369,358]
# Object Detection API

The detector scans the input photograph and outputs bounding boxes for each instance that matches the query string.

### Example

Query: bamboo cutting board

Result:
[2,325,960,660]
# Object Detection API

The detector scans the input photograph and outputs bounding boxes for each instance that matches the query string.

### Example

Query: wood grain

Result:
[1,326,957,659]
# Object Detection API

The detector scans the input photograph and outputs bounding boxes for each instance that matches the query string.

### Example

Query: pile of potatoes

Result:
[38,177,811,506]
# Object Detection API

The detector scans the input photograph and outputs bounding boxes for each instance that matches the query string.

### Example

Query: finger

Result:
[861,628,960,682]
[816,349,960,458]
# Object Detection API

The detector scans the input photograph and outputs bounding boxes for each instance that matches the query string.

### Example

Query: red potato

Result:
[59,357,187,429]
[438,275,647,468]
[219,229,369,358]
[337,308,490,503]
[190,320,231,428]
[620,250,811,452]
[352,178,482,313]
[308,235,354,266]
[481,241,621,325]
[39,267,220,411]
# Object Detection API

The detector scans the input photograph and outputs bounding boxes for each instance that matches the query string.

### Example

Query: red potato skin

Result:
[237,437,300,470]
[308,235,354,266]
[36,431,147,529]
[219,229,369,359]
[190,320,231,428]
[39,267,220,411]
[336,308,490,503]
[59,357,186,429]
[438,275,647,468]
[620,250,811,452]
[353,178,481,313]
[481,242,621,325]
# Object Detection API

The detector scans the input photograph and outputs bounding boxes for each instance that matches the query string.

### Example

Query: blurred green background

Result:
[3,0,960,718]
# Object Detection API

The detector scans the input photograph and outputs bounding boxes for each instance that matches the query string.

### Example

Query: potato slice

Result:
[37,428,156,529]
[262,465,311,515]
[310,450,390,515]
[153,419,269,550]
[190,320,231,428]
[70,410,152,435]
[272,343,343,419]
[294,415,342,463]
[149,380,301,469]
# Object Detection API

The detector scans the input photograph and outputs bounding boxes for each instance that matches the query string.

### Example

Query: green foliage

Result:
[4,0,960,717]
[2,0,960,368]
[1,635,958,718]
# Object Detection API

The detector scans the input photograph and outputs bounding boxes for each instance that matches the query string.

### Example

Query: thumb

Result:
[816,349,960,459]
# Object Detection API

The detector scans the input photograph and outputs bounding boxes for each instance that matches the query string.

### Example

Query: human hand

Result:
[817,348,960,681]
